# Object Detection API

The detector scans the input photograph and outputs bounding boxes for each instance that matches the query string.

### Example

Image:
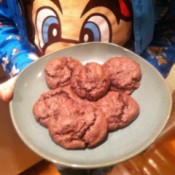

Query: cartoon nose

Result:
[44,42,76,55]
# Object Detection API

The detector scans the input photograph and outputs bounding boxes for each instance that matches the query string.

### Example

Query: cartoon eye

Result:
[80,15,111,42]
[36,8,61,49]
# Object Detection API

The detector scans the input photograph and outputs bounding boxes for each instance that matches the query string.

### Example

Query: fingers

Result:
[0,76,17,102]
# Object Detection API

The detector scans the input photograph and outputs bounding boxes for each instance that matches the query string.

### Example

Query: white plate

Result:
[10,42,172,169]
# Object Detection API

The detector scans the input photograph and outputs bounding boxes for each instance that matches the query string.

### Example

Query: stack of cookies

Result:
[33,56,141,149]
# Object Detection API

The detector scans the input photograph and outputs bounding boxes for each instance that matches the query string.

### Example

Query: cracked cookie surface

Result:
[103,57,141,94]
[98,91,139,132]
[45,57,82,89]
[48,102,108,149]
[33,86,82,127]
[71,62,110,101]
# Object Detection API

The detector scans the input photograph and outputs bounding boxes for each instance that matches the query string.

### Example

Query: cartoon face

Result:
[27,0,132,55]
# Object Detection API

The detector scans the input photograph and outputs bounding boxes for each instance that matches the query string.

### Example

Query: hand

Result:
[0,76,17,102]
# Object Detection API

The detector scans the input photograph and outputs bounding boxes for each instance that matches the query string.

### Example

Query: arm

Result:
[0,1,39,102]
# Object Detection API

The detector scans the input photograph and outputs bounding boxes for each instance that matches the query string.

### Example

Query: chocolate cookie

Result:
[103,57,141,94]
[98,91,139,131]
[71,62,110,101]
[119,93,140,128]
[45,57,82,89]
[33,86,82,127]
[48,104,108,149]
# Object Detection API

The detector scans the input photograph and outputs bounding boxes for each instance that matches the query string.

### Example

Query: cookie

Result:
[71,62,110,101]
[33,86,82,127]
[48,104,108,149]
[45,57,82,89]
[103,57,141,94]
[98,91,139,131]
[118,93,140,128]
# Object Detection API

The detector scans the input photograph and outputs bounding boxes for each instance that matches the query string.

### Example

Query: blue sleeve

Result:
[132,0,155,54]
[0,1,38,78]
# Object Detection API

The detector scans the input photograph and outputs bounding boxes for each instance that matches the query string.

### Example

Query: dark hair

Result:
[82,0,133,23]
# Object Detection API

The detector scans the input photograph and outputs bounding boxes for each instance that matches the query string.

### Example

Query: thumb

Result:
[0,76,17,102]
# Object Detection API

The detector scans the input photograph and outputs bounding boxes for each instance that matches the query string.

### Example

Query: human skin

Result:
[0,77,17,102]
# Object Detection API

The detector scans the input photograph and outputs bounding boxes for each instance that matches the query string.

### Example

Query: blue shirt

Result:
[0,0,38,77]
[132,0,155,54]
